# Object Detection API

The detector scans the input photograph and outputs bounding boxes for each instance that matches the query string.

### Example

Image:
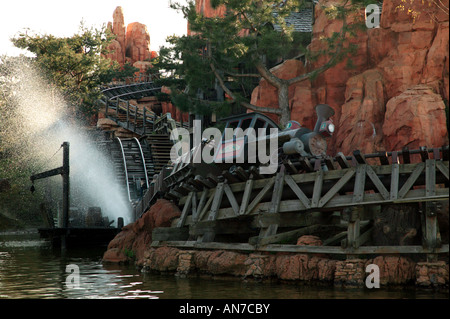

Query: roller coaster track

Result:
[99,80,185,220]
[99,80,449,259]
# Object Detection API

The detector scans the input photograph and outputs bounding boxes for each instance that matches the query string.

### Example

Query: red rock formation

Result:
[383,85,448,151]
[125,22,152,65]
[335,69,386,154]
[249,0,449,155]
[296,235,323,246]
[102,199,181,264]
[105,6,153,68]
[112,7,126,63]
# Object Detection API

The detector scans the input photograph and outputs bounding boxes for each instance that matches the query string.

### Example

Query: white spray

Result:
[0,57,131,226]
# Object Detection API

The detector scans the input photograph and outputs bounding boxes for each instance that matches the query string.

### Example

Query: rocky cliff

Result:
[105,6,158,73]
[251,0,449,156]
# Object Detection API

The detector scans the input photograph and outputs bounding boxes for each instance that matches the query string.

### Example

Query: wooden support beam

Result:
[194,175,215,189]
[245,176,275,215]
[390,163,399,200]
[258,169,286,242]
[352,164,366,203]
[299,156,314,172]
[392,151,399,164]
[154,241,449,255]
[223,183,240,216]
[177,192,193,228]
[239,179,254,216]
[423,201,441,262]
[311,169,324,208]
[336,152,351,169]
[194,189,209,223]
[234,166,249,181]
[318,168,355,208]
[325,156,336,170]
[425,159,436,198]
[442,145,449,161]
[251,224,323,246]
[284,174,311,209]
[197,190,215,222]
[436,160,449,181]
[190,220,254,236]
[284,159,298,174]
[397,162,425,199]
[269,168,285,215]
[251,212,340,228]
[323,231,347,246]
[433,148,440,160]
[152,227,189,241]
[378,151,390,165]
[249,166,263,179]
[402,147,410,164]
[353,150,367,164]
[207,182,225,222]
[341,206,361,249]
[365,165,390,200]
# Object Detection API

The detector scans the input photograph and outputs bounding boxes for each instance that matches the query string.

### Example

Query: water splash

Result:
[0,56,131,225]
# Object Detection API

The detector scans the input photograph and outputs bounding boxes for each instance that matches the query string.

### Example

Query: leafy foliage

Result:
[11,22,131,119]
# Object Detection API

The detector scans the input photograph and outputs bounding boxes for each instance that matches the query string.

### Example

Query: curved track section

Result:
[112,137,151,203]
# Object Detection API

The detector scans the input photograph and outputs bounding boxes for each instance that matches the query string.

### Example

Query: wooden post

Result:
[342,206,361,250]
[126,101,130,129]
[143,106,147,134]
[116,97,119,118]
[61,142,70,251]
[424,201,441,262]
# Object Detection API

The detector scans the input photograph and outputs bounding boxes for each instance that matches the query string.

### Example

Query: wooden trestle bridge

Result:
[99,78,449,261]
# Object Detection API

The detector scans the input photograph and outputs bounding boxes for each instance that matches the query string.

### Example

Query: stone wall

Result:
[140,246,448,289]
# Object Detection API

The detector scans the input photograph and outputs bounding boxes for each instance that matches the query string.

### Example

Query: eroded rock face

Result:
[105,7,153,67]
[382,85,448,151]
[335,69,386,155]
[125,22,152,65]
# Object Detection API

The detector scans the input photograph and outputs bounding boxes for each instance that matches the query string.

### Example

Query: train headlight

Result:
[328,123,335,133]
[319,120,335,137]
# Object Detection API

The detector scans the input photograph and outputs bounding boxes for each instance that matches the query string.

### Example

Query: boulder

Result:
[296,235,323,246]
[103,199,181,264]
[382,85,449,152]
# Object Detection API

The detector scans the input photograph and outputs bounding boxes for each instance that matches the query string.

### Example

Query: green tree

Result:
[11,22,129,119]
[157,0,370,126]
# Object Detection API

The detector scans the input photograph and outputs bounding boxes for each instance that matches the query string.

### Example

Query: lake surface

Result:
[0,230,448,299]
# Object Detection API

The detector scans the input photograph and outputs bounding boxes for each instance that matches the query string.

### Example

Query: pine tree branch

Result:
[209,62,282,115]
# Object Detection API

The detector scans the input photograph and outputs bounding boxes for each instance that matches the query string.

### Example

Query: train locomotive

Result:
[162,103,335,190]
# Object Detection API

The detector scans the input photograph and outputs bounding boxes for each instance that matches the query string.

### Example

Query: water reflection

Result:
[0,231,448,299]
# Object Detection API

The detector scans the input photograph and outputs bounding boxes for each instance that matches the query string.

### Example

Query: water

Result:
[0,230,448,300]
[0,57,131,226]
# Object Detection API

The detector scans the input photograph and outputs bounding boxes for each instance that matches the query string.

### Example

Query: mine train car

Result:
[162,104,336,189]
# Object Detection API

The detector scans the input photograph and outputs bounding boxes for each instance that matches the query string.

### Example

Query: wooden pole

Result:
[61,142,70,251]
